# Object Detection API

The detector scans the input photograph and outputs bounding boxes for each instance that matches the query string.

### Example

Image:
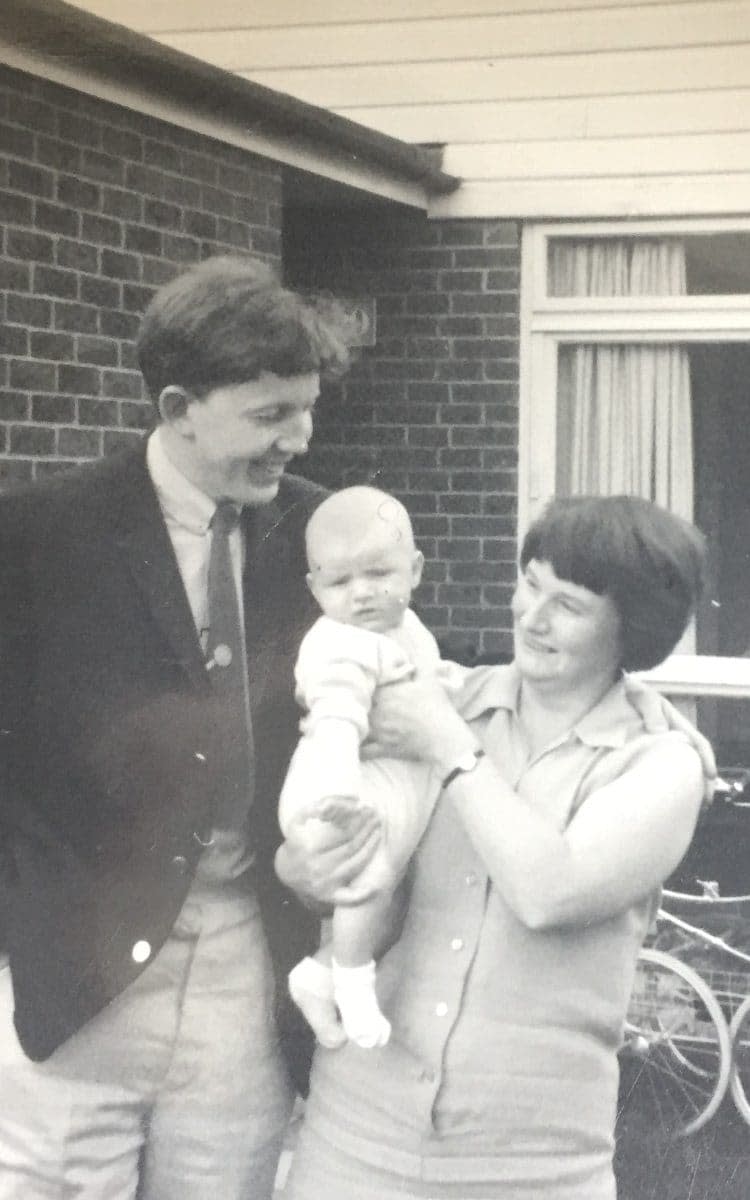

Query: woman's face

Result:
[512,559,623,693]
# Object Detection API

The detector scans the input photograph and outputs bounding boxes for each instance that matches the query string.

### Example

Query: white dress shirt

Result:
[146,428,244,649]
[146,428,253,883]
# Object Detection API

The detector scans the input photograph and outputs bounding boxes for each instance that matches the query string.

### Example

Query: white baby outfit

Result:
[279,611,462,891]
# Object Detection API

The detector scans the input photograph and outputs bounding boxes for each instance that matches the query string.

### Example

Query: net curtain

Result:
[549,238,694,523]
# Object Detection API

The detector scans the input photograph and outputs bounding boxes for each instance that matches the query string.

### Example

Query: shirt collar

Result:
[147,427,216,536]
[456,662,642,749]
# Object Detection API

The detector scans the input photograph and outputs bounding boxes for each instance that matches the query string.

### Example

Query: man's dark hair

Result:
[137,255,351,404]
[520,494,706,671]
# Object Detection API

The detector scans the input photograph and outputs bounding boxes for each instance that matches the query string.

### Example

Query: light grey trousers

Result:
[0,883,294,1200]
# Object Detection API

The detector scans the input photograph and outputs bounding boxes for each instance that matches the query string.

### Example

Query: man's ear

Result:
[157,385,191,426]
[411,550,424,588]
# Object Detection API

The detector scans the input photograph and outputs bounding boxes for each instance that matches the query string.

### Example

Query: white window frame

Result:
[519,216,750,700]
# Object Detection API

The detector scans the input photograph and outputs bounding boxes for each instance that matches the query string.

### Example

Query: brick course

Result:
[285,208,520,660]
[0,63,283,485]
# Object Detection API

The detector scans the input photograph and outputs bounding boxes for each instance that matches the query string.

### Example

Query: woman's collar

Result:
[455,663,641,749]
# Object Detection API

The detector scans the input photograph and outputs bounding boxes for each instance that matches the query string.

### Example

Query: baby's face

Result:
[307,533,423,633]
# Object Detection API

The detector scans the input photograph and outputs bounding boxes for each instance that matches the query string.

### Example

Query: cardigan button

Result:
[435,1001,449,1017]
[131,940,151,964]
[172,855,189,873]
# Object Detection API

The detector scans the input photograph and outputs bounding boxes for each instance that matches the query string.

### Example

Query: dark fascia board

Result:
[1,0,460,197]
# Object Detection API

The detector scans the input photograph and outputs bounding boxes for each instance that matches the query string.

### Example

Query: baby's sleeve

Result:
[295,618,389,741]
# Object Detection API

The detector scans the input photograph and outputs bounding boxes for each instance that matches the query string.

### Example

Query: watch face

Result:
[457,752,479,770]
[443,749,485,788]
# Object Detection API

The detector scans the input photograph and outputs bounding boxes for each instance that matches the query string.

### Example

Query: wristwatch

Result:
[441,748,486,790]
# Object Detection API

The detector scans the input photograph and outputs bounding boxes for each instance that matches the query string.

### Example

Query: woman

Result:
[280,495,708,1200]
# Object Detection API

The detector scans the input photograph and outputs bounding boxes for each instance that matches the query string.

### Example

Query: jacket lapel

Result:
[242,496,288,580]
[241,497,286,706]
[111,449,209,692]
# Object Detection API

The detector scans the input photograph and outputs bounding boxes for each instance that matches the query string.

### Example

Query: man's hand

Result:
[275,799,382,907]
[623,675,717,802]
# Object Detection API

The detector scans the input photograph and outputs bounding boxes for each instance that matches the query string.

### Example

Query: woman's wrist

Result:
[431,730,485,777]
[441,747,486,790]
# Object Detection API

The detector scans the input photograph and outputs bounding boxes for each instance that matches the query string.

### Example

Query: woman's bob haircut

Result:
[519,495,706,672]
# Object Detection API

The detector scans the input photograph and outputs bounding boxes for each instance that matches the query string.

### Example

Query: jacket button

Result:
[172,855,188,873]
[132,940,151,963]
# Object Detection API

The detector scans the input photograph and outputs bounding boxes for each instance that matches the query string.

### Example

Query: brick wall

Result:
[284,207,520,662]
[0,61,521,657]
[0,63,283,486]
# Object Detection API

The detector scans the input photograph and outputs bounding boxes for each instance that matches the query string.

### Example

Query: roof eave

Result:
[0,0,460,198]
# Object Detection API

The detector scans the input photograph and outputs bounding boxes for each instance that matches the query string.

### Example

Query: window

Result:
[520,219,750,768]
[547,233,750,298]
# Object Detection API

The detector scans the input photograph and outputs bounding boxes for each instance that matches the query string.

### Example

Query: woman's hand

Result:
[363,676,477,769]
[275,802,382,908]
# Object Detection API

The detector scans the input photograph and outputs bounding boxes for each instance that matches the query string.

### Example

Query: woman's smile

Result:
[520,633,556,655]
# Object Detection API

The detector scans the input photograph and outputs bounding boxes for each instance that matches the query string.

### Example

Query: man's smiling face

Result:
[163,371,320,506]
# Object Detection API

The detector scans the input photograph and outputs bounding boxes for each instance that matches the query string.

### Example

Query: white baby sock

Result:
[288,957,346,1049]
[331,958,391,1049]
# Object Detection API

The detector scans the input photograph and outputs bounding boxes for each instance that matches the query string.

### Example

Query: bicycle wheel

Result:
[729,992,750,1124]
[618,947,731,1137]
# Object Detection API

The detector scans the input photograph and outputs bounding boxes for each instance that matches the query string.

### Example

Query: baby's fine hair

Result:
[305,486,416,566]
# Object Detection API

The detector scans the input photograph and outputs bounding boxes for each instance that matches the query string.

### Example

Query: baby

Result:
[279,486,461,1049]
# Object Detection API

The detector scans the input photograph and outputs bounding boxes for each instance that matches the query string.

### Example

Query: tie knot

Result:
[211,501,240,536]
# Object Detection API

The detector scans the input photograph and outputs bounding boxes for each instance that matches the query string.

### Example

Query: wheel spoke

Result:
[729,993,750,1123]
[619,948,731,1137]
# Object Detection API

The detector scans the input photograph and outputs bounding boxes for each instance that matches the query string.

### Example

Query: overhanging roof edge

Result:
[0,0,460,198]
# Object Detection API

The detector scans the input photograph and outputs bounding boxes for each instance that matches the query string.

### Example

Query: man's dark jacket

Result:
[0,443,323,1083]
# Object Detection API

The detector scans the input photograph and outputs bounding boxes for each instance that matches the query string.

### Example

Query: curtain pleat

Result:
[550,239,693,522]
[550,237,694,651]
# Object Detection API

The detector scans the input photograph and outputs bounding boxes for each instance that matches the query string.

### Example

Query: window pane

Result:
[554,340,750,770]
[692,344,750,768]
[548,234,750,296]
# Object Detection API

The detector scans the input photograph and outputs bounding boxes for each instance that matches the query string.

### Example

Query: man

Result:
[0,255,379,1199]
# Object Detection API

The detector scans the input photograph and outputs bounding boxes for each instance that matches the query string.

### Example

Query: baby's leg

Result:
[331,891,396,1049]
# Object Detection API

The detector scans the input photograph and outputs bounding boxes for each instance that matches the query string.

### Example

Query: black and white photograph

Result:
[1,2,749,1197]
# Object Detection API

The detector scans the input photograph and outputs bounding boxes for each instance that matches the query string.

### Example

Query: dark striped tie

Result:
[206,500,255,830]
